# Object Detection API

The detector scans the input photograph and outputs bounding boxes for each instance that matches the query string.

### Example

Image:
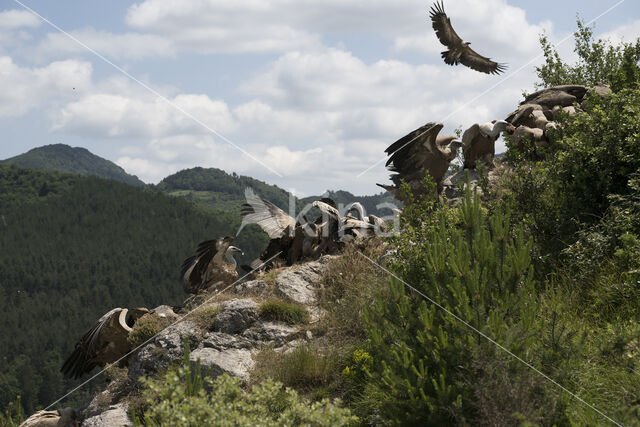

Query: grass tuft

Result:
[259,298,310,325]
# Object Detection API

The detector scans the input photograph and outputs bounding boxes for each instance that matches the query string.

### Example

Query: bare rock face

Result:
[242,321,300,346]
[190,347,255,382]
[234,279,268,295]
[82,404,132,427]
[128,320,204,380]
[213,299,258,334]
[275,260,326,305]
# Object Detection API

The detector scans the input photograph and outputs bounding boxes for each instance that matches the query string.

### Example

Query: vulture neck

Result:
[225,250,237,267]
[347,203,365,221]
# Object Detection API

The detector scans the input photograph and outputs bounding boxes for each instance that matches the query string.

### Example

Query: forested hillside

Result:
[158,166,397,217]
[1,144,145,188]
[0,165,266,413]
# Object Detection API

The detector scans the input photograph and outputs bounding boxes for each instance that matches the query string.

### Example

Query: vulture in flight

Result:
[378,121,462,200]
[429,1,506,75]
[61,307,149,379]
[181,236,243,294]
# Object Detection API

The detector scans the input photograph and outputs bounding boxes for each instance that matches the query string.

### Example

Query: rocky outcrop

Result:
[61,256,334,426]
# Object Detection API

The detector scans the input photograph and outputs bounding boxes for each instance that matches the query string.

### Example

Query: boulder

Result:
[190,347,254,382]
[128,320,203,379]
[234,279,268,295]
[82,404,132,427]
[275,261,326,305]
[242,321,300,346]
[213,299,258,334]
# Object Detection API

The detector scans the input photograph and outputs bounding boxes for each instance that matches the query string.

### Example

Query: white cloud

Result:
[599,20,640,45]
[0,9,41,30]
[37,29,175,60]
[0,56,92,117]
[52,90,236,138]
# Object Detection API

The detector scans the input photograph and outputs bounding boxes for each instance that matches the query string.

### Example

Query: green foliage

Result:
[0,164,261,413]
[1,144,145,187]
[127,315,173,348]
[259,299,310,325]
[137,342,356,426]
[358,189,544,424]
[0,397,23,427]
[536,19,640,88]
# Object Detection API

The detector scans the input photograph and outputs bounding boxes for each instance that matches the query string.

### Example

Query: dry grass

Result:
[189,303,221,330]
[127,314,173,348]
[251,344,346,398]
[317,238,390,340]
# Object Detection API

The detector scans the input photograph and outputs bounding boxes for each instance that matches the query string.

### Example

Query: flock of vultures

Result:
[23,2,611,424]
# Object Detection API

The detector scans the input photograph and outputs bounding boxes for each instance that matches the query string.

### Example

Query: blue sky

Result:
[0,0,638,195]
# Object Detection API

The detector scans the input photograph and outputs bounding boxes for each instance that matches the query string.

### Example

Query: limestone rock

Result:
[190,347,254,382]
[234,279,268,295]
[213,299,258,334]
[275,261,326,305]
[200,331,255,351]
[82,404,132,427]
[242,321,300,346]
[128,320,203,380]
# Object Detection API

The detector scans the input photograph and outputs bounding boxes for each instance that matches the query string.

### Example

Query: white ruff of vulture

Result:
[377,121,462,200]
[61,307,149,379]
[462,120,514,168]
[181,236,242,294]
[429,1,506,75]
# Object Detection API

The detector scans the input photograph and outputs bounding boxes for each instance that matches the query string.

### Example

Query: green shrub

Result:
[136,342,356,426]
[357,189,545,425]
[258,299,309,325]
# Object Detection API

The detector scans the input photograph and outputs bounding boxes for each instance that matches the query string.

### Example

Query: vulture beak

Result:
[229,246,244,256]
[506,124,516,133]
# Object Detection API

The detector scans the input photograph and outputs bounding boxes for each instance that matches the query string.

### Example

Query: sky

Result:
[0,0,638,196]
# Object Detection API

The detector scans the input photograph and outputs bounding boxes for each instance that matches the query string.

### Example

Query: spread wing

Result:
[185,237,232,281]
[240,188,295,239]
[460,45,506,75]
[61,308,122,379]
[462,123,480,149]
[385,122,443,173]
[429,1,463,48]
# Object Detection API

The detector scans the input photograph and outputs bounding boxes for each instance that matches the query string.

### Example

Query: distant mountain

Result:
[157,167,398,217]
[1,144,145,187]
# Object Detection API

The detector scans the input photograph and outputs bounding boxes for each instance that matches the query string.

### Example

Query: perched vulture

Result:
[346,202,388,233]
[378,121,462,200]
[181,236,243,294]
[462,120,514,168]
[22,408,77,427]
[61,307,149,379]
[429,1,506,75]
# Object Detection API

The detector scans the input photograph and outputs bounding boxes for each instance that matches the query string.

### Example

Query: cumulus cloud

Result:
[0,9,41,30]
[599,20,640,45]
[36,29,175,60]
[52,90,236,138]
[0,56,92,117]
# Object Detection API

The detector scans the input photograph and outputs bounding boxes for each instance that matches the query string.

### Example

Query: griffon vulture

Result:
[462,120,514,168]
[61,307,149,379]
[181,236,243,294]
[429,1,506,75]
[378,121,462,200]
